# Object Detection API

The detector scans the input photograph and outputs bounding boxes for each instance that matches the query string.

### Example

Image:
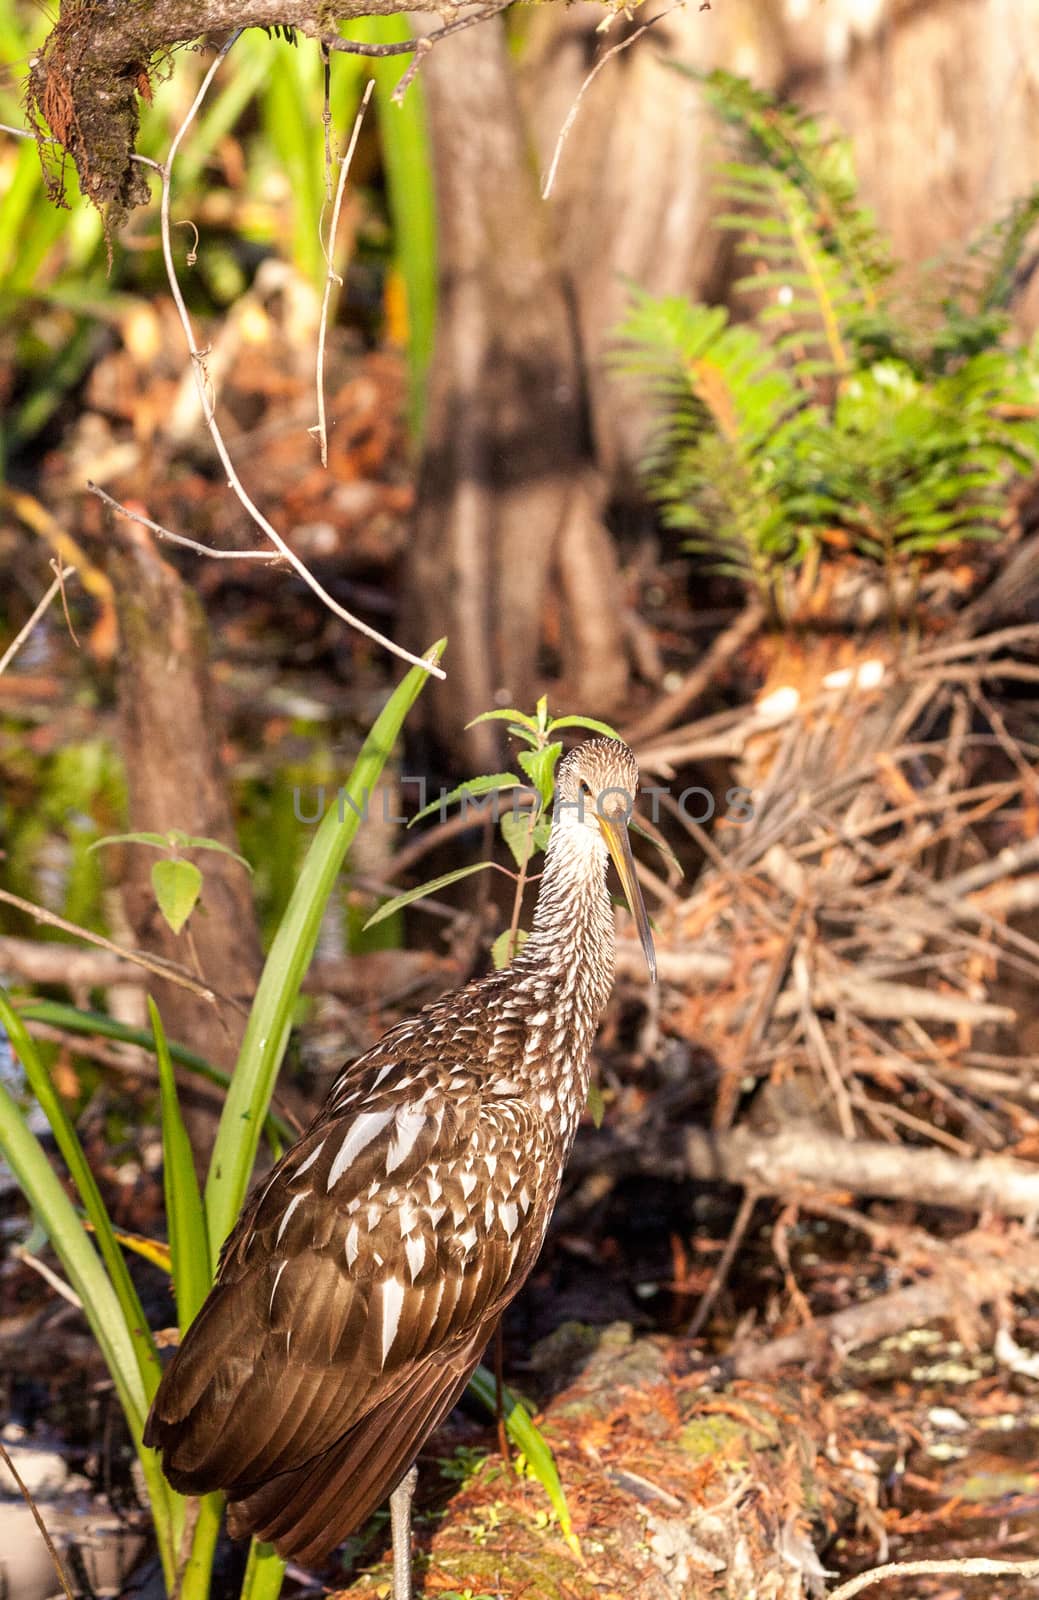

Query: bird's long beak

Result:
[600,814,657,983]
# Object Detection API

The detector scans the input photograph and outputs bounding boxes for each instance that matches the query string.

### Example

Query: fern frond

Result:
[613,288,813,600]
[964,187,1039,315]
[698,68,894,306]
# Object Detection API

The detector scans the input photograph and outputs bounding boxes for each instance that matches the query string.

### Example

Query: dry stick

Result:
[625,601,764,746]
[87,482,281,562]
[386,791,537,879]
[910,620,1039,667]
[828,1557,1039,1599]
[391,0,514,103]
[541,3,683,199]
[687,1184,759,1339]
[945,832,1039,898]
[316,78,375,468]
[0,564,76,676]
[0,1438,75,1600]
[14,1249,84,1309]
[153,34,443,679]
[51,559,80,649]
[714,903,804,1131]
[677,1124,1039,1217]
[0,888,242,1012]
[731,1276,979,1382]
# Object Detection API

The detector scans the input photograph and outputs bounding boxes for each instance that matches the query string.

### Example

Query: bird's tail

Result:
[226,1330,488,1564]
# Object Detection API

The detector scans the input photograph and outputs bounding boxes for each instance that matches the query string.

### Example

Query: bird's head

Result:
[554,738,656,981]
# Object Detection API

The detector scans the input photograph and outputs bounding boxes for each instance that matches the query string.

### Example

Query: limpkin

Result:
[144,737,656,1591]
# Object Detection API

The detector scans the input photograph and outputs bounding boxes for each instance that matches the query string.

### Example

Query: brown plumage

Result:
[144,738,655,1565]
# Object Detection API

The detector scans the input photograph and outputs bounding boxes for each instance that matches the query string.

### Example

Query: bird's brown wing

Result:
[224,1322,492,1563]
[144,1075,543,1506]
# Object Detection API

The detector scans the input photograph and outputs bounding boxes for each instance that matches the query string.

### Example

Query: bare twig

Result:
[52,559,80,648]
[0,888,242,1012]
[0,934,445,1006]
[13,1250,84,1310]
[87,482,282,562]
[305,0,512,93]
[316,78,374,468]
[624,601,764,746]
[687,1185,758,1339]
[772,973,1015,1028]
[943,833,1039,897]
[153,35,444,677]
[0,1438,75,1600]
[0,565,76,676]
[828,1556,1039,1599]
[542,4,684,200]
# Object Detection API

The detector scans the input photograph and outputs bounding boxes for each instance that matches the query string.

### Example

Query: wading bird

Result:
[145,737,656,1596]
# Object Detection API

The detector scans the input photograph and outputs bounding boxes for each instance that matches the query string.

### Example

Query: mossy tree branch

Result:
[26,0,547,225]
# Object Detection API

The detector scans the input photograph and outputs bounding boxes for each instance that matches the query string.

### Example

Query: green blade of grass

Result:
[182,1491,226,1600]
[15,1001,292,1149]
[467,1364,578,1555]
[240,1538,286,1600]
[351,14,437,438]
[150,999,211,1331]
[203,640,445,1261]
[0,1036,182,1584]
[0,991,162,1408]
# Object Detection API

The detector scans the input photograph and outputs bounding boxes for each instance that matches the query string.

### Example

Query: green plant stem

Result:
[181,1493,224,1600]
[240,1540,286,1600]
[505,804,539,963]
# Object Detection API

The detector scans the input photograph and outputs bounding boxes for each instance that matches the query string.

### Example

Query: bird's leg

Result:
[390,1463,419,1600]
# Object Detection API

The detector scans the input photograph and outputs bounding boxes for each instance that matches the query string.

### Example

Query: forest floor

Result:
[3,306,1039,1599]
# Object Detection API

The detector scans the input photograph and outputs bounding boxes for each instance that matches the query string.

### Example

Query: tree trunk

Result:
[105,524,263,1161]
[519,0,787,485]
[404,16,629,768]
[520,0,1039,479]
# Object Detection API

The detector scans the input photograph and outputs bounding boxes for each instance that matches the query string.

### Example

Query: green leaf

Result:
[587,1080,606,1128]
[0,990,181,1583]
[467,1365,578,1556]
[166,832,253,873]
[204,641,445,1263]
[629,819,684,880]
[490,927,528,970]
[150,1000,211,1333]
[500,810,540,869]
[517,741,563,808]
[546,714,622,740]
[363,861,494,929]
[466,707,538,734]
[409,773,522,827]
[88,831,170,853]
[151,858,203,935]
